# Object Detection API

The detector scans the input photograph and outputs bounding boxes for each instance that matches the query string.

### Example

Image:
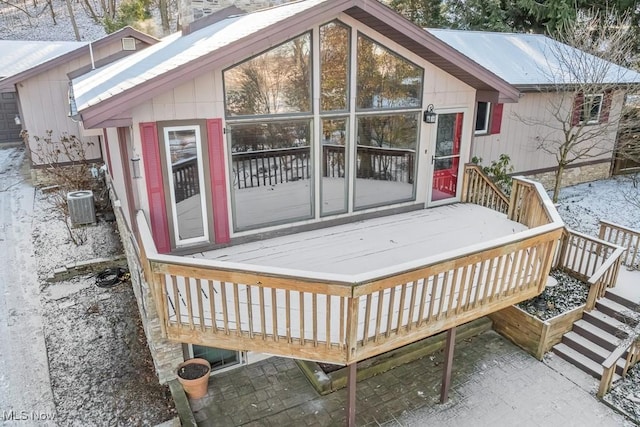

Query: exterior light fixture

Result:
[14,115,21,126]
[423,104,437,124]
[131,156,141,179]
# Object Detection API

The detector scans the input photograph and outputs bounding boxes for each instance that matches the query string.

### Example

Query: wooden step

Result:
[562,332,627,375]
[572,319,621,351]
[605,290,640,312]
[553,343,622,382]
[582,309,629,338]
[596,298,639,327]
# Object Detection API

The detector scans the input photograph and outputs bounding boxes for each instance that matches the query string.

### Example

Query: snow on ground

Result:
[555,175,640,237]
[0,0,106,41]
[24,166,177,423]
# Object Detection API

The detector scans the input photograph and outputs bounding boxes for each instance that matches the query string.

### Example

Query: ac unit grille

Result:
[67,191,96,225]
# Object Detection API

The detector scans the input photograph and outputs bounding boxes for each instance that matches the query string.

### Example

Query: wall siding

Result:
[472,91,624,174]
[19,41,129,167]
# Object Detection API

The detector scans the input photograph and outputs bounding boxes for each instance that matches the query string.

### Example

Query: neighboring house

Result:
[66,3,569,421]
[0,41,85,144]
[429,29,640,189]
[0,27,158,177]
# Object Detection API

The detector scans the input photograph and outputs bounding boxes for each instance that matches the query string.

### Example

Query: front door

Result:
[430,112,463,204]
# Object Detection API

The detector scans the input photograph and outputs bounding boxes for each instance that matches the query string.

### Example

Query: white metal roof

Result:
[428,29,640,87]
[72,0,327,112]
[0,40,87,79]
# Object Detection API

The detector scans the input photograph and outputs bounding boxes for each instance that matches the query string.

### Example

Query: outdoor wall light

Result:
[423,104,437,124]
[422,104,437,124]
[14,115,21,126]
[131,156,141,179]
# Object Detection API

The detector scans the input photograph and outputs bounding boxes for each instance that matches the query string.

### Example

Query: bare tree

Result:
[515,10,638,202]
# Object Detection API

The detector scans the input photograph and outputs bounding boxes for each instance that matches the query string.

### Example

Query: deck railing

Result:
[599,220,640,270]
[461,164,510,214]
[461,165,560,228]
[172,157,199,203]
[231,145,415,190]
[136,169,563,364]
[598,338,640,397]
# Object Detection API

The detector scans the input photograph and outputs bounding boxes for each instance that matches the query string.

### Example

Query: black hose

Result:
[95,267,129,288]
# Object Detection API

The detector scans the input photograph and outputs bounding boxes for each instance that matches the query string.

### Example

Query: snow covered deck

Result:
[196,204,528,275]
[138,168,565,365]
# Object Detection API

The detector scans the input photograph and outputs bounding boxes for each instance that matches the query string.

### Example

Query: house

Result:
[429,29,640,189]
[0,27,158,179]
[62,0,639,423]
[0,41,85,145]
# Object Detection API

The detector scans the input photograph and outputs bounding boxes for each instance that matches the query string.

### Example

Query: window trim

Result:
[187,344,246,375]
[474,102,491,135]
[162,124,210,247]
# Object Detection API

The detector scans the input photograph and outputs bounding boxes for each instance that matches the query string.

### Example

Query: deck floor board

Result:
[197,204,527,275]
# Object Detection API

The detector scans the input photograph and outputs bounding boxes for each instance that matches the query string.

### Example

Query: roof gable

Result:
[429,29,640,89]
[0,26,159,90]
[72,0,520,129]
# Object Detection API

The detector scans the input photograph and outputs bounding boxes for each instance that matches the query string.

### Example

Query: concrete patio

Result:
[187,329,632,426]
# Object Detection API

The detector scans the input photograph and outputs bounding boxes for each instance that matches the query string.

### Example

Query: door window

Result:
[431,113,463,202]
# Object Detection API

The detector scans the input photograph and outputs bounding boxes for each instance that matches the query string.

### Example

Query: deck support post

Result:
[347,362,357,426]
[440,326,456,404]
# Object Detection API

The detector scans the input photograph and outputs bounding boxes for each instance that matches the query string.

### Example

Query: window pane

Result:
[165,127,207,244]
[320,22,350,112]
[583,95,603,123]
[321,118,348,215]
[355,113,418,209]
[229,121,313,229]
[192,345,239,371]
[475,102,489,132]
[224,33,312,116]
[357,35,423,110]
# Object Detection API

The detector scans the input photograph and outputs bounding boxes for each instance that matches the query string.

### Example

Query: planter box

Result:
[490,304,585,360]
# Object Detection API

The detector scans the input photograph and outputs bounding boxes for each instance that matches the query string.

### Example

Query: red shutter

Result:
[490,103,504,134]
[207,119,230,244]
[571,92,584,126]
[140,122,171,254]
[600,90,613,123]
[102,129,112,175]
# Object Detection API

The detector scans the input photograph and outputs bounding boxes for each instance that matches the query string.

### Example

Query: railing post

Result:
[461,165,471,203]
[556,229,570,270]
[345,295,359,363]
[585,279,600,312]
[507,178,519,221]
[598,365,615,398]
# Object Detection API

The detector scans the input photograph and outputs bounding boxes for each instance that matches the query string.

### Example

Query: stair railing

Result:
[598,337,640,397]
[599,220,640,270]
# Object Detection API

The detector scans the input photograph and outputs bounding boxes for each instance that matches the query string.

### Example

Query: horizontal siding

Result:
[472,91,624,173]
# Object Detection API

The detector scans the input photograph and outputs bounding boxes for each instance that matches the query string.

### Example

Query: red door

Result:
[431,112,463,202]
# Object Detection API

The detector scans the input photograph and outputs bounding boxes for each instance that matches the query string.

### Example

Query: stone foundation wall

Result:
[524,162,611,191]
[110,186,184,384]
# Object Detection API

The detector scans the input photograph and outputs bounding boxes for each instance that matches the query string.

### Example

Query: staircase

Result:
[553,290,639,383]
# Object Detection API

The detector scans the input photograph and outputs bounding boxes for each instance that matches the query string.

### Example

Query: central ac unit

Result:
[67,190,96,225]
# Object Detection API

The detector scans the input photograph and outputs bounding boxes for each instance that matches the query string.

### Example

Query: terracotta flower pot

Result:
[176,358,211,399]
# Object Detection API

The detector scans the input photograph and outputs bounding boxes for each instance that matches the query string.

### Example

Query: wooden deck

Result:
[195,204,528,275]
[137,166,564,365]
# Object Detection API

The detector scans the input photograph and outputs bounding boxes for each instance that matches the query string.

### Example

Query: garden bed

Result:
[490,269,589,360]
[517,269,589,320]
